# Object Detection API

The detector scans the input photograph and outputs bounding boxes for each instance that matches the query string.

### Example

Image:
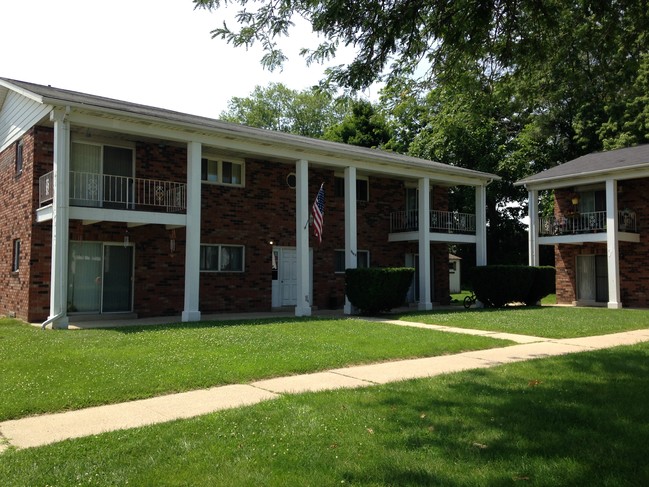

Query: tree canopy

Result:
[219,83,348,138]
[199,0,649,266]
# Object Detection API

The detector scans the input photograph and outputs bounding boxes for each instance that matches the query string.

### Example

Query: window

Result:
[334,249,369,273]
[201,158,244,186]
[578,190,606,213]
[12,239,21,272]
[15,140,24,175]
[334,176,369,201]
[200,244,245,272]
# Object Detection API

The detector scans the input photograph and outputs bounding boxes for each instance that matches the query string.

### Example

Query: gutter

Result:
[41,312,65,330]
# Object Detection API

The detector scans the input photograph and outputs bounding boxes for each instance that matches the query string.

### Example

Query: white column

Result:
[475,184,488,266]
[295,159,312,316]
[344,166,358,315]
[418,177,432,310]
[182,141,202,322]
[48,109,70,328]
[528,189,540,266]
[606,179,622,308]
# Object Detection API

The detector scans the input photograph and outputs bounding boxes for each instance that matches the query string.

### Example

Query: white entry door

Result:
[271,247,313,307]
[280,248,298,306]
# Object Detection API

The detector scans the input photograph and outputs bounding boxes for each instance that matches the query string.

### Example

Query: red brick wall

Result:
[0,127,54,322]
[554,181,649,307]
[10,130,452,320]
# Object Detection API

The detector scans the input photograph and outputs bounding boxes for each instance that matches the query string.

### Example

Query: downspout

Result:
[41,312,65,330]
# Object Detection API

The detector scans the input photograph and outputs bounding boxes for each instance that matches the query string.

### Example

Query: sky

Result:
[1,0,369,119]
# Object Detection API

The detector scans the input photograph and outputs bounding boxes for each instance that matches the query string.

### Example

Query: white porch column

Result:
[475,184,488,266]
[182,141,202,322]
[48,108,70,328]
[295,159,312,316]
[418,177,432,310]
[344,166,358,315]
[606,178,622,308]
[528,189,540,266]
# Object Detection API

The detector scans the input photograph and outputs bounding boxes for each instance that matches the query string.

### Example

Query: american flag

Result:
[312,183,325,243]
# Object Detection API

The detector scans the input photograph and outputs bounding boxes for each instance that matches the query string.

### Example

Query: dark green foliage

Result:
[472,265,555,308]
[323,99,391,148]
[345,267,414,315]
[526,266,556,306]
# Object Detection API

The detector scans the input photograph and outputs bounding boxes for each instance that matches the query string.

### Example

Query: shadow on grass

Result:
[108,316,339,334]
[343,346,649,485]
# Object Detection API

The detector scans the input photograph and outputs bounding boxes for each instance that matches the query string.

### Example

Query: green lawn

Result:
[2,343,648,486]
[0,317,509,421]
[395,306,649,338]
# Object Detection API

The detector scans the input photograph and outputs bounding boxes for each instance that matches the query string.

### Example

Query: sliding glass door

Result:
[68,242,134,313]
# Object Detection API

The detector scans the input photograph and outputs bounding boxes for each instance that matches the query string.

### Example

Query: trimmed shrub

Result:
[525,266,556,305]
[472,265,556,308]
[345,267,415,315]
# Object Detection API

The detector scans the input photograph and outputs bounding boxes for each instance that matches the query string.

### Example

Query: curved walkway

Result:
[3,319,649,452]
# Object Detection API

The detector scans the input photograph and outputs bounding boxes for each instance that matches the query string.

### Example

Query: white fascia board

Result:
[69,207,186,227]
[388,231,477,244]
[517,165,649,190]
[67,111,495,186]
[0,79,45,104]
[36,205,53,222]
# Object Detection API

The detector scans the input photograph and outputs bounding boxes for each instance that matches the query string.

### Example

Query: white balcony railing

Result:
[539,210,638,236]
[39,171,186,213]
[390,209,476,234]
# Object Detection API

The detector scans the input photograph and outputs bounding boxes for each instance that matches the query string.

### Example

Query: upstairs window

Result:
[334,176,369,201]
[201,158,244,186]
[334,249,370,273]
[578,190,606,213]
[12,239,21,272]
[15,140,24,176]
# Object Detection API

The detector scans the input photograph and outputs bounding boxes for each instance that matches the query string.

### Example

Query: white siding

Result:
[0,90,51,152]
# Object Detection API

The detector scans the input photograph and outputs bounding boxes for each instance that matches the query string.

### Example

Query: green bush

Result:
[345,267,415,315]
[472,265,556,308]
[526,266,556,305]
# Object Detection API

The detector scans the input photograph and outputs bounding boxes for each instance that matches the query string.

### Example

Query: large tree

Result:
[196,0,648,265]
[220,83,347,138]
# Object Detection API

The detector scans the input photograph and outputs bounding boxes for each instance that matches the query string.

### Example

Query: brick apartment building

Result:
[517,144,649,308]
[0,78,497,328]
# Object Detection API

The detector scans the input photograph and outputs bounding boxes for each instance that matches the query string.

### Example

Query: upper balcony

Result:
[538,209,640,244]
[37,171,187,227]
[388,209,477,243]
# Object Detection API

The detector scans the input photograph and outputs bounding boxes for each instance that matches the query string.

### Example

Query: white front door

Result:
[280,248,298,306]
[271,247,313,307]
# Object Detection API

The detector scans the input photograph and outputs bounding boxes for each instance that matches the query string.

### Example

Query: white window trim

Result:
[201,157,246,187]
[200,244,246,273]
[334,249,370,273]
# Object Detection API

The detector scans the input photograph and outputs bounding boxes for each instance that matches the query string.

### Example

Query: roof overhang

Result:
[1,77,500,186]
[515,164,649,191]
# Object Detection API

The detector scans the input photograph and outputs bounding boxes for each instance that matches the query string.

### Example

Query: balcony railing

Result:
[39,171,186,213]
[390,210,476,234]
[539,210,638,236]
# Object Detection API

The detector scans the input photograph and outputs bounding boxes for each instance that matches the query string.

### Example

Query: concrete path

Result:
[3,321,649,453]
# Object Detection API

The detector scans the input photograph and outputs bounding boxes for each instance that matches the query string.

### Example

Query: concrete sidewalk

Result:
[3,322,649,453]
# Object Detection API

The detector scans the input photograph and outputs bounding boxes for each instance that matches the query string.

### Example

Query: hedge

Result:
[472,265,556,308]
[345,267,415,315]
